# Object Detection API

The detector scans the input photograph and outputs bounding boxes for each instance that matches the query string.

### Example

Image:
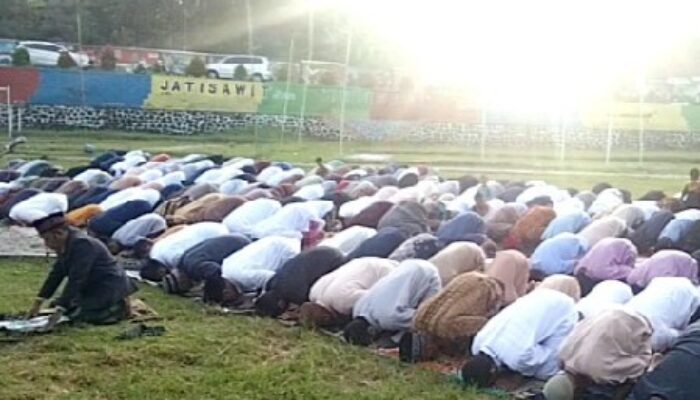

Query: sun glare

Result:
[317,0,700,113]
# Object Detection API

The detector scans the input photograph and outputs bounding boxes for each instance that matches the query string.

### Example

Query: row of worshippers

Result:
[4,151,700,399]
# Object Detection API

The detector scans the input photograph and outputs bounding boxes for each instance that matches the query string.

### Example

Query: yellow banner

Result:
[145,76,263,113]
[581,102,689,132]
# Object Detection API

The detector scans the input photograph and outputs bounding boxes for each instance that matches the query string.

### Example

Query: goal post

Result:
[0,86,11,139]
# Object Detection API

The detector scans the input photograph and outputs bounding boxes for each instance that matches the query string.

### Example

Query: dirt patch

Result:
[0,224,53,257]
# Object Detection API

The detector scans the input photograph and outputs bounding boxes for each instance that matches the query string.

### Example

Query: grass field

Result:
[0,127,694,399]
[0,128,693,197]
[0,260,495,400]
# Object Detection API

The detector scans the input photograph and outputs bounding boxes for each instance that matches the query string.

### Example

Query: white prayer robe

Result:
[309,257,397,316]
[471,288,578,380]
[339,196,376,219]
[99,187,160,211]
[149,222,228,269]
[219,179,249,195]
[155,171,186,187]
[318,226,377,255]
[576,216,627,248]
[632,201,660,221]
[250,202,325,239]
[373,186,399,201]
[352,259,441,331]
[516,184,570,206]
[182,160,215,182]
[576,280,633,319]
[293,183,325,201]
[675,208,700,221]
[266,168,305,187]
[195,166,242,185]
[221,236,300,292]
[137,168,163,183]
[222,199,281,237]
[112,213,167,247]
[73,168,113,187]
[256,165,283,183]
[223,157,254,169]
[588,188,624,218]
[625,277,700,352]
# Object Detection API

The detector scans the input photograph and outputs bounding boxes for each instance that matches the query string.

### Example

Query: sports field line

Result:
[431,166,685,180]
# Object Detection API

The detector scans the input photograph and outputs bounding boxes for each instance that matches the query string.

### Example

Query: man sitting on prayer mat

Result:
[26,212,136,329]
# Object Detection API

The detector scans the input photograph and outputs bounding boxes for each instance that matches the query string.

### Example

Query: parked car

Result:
[0,39,16,66]
[206,55,273,81]
[17,41,89,68]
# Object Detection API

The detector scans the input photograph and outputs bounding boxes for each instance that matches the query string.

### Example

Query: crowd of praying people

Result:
[3,150,700,400]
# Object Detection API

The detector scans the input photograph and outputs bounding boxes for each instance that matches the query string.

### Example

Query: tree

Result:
[99,45,117,70]
[57,51,77,68]
[234,64,248,80]
[12,47,30,66]
[185,56,206,77]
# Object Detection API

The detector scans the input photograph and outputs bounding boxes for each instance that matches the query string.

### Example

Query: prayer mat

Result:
[116,255,147,271]
[373,347,544,398]
[125,270,160,287]
[115,323,166,341]
[128,298,160,322]
[0,315,69,335]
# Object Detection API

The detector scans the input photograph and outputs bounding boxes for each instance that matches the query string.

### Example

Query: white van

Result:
[17,41,90,68]
[206,55,273,81]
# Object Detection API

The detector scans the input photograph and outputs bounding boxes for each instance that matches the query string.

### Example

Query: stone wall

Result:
[1,105,700,150]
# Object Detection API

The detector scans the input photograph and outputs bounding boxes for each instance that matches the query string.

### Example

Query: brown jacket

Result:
[413,272,504,341]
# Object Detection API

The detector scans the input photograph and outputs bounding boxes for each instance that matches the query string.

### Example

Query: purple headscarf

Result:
[626,250,699,289]
[575,237,638,281]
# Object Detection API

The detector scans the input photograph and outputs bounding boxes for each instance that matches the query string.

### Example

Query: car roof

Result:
[221,54,267,59]
[19,40,64,46]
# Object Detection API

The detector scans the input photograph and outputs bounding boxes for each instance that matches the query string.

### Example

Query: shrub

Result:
[233,64,248,80]
[319,70,342,86]
[357,72,377,89]
[149,62,166,74]
[185,56,206,77]
[100,46,117,70]
[57,51,77,68]
[11,47,30,66]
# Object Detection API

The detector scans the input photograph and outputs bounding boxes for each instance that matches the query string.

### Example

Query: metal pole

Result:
[605,110,614,166]
[281,38,295,144]
[76,0,86,106]
[638,85,645,164]
[298,2,314,144]
[244,0,259,153]
[338,26,353,156]
[245,0,254,54]
[7,87,12,139]
[17,106,22,133]
[179,0,187,51]
[559,113,566,162]
[479,108,487,160]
